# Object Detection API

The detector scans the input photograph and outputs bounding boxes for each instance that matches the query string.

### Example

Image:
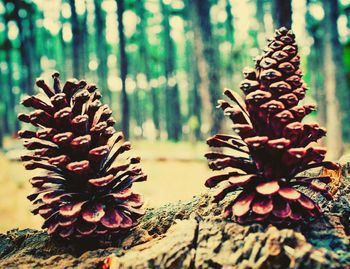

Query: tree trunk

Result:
[184,0,202,141]
[328,0,350,141]
[80,0,89,76]
[224,0,235,86]
[305,0,326,127]
[94,0,111,104]
[116,0,130,139]
[0,55,5,147]
[190,0,223,136]
[4,21,16,134]
[28,8,40,80]
[69,0,82,78]
[14,14,34,95]
[161,0,182,141]
[271,0,292,29]
[138,2,161,139]
[256,0,267,47]
[322,0,350,159]
[132,84,144,138]
[59,12,72,78]
[134,0,152,139]
[1,46,9,134]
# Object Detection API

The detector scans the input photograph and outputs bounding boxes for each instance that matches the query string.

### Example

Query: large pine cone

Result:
[205,27,338,224]
[18,73,147,239]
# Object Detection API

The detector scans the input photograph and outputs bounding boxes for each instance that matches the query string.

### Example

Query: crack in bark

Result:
[189,215,200,269]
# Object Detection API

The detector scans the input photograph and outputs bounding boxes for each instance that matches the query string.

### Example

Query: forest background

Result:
[0,0,349,231]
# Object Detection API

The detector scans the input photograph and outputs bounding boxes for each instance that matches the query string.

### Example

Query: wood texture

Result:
[1,168,350,268]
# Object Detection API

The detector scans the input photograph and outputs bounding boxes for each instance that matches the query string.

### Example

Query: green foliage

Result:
[0,0,350,144]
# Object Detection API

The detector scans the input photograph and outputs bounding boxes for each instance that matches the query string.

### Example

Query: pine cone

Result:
[18,73,147,239]
[205,27,338,224]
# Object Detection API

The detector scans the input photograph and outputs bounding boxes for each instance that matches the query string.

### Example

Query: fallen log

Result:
[0,170,349,269]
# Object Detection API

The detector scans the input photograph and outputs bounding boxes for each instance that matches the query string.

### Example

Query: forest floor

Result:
[0,139,209,232]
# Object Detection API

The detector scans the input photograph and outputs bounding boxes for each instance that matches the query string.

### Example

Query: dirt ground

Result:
[0,140,210,232]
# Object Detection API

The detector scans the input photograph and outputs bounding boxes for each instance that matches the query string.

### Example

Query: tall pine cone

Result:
[18,73,147,239]
[205,27,338,224]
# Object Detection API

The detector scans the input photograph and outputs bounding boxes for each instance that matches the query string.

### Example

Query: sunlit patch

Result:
[126,77,136,93]
[107,76,122,92]
[136,73,148,90]
[62,23,72,42]
[61,3,71,19]
[88,60,98,71]
[107,55,117,68]
[308,2,324,21]
[7,21,19,41]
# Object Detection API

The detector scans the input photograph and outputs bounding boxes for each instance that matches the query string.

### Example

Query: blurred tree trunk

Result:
[13,6,35,95]
[190,0,223,136]
[59,13,70,78]
[94,0,111,104]
[256,0,267,47]
[28,8,40,79]
[187,50,202,141]
[4,14,16,134]
[271,0,292,29]
[184,0,201,141]
[0,53,5,146]
[4,50,14,133]
[256,0,266,33]
[0,114,3,148]
[225,0,235,85]
[1,38,10,135]
[160,0,182,141]
[322,0,350,159]
[80,1,88,76]
[150,86,160,139]
[134,0,151,139]
[305,0,326,127]
[69,0,82,78]
[116,0,130,139]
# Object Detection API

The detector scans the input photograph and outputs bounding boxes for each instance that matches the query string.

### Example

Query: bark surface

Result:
[1,168,350,269]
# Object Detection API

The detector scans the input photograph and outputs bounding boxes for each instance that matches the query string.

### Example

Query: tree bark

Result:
[190,0,223,136]
[271,0,292,29]
[256,0,267,47]
[94,0,111,104]
[183,0,201,141]
[305,0,326,127]
[133,0,152,139]
[161,0,182,141]
[322,0,350,159]
[80,1,88,76]
[69,0,82,79]
[4,17,16,134]
[1,178,350,269]
[0,55,5,146]
[116,0,130,139]
[224,0,235,86]
[13,4,35,95]
[9,4,32,96]
[28,7,40,80]
[59,12,72,78]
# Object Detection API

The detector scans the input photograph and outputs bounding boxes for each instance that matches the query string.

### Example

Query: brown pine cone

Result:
[205,27,338,224]
[18,73,147,239]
